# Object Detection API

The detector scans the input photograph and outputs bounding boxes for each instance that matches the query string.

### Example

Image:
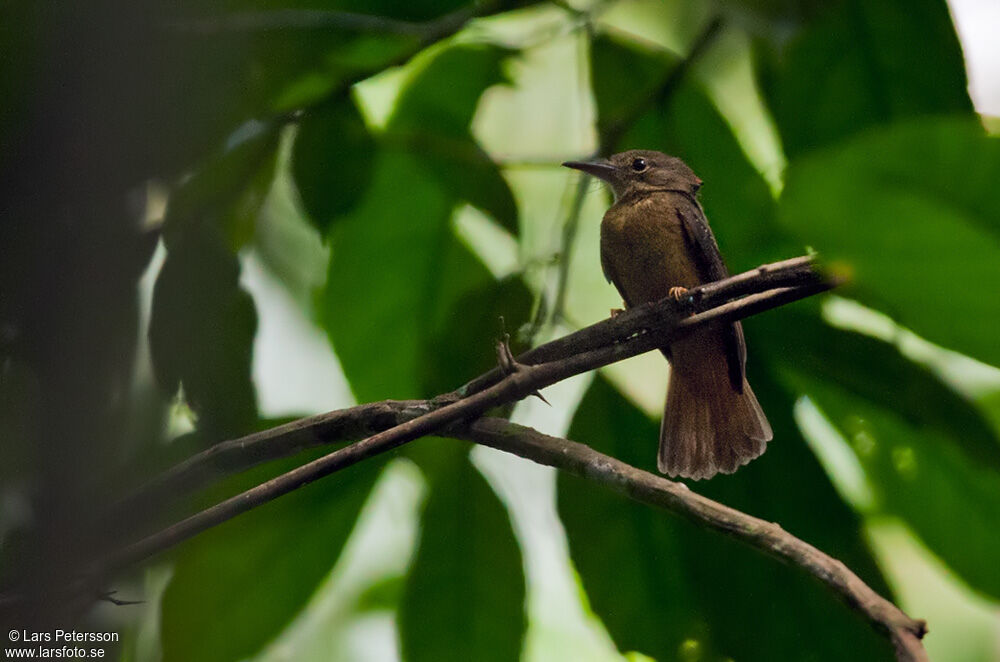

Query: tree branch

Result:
[456,417,929,662]
[110,256,824,520]
[58,255,931,659]
[98,257,828,571]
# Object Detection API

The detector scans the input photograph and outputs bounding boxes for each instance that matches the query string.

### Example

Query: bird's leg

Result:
[668,286,689,301]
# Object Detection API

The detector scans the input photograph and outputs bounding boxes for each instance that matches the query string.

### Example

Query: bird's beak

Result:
[562,158,616,181]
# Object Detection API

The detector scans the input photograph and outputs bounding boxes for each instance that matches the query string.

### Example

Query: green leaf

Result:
[319,43,528,402]
[757,0,972,157]
[387,44,519,235]
[420,276,532,396]
[559,378,892,661]
[762,316,1000,600]
[760,309,1000,470]
[291,95,375,234]
[399,449,526,662]
[161,449,385,662]
[779,118,1000,367]
[320,151,492,401]
[149,229,258,438]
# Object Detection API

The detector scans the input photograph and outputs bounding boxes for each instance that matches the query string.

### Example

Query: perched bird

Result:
[563,150,772,479]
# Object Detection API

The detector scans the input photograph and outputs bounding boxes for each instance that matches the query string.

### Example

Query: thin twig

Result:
[456,417,929,662]
[96,258,830,574]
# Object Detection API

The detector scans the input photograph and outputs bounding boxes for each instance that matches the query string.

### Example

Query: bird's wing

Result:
[676,196,746,391]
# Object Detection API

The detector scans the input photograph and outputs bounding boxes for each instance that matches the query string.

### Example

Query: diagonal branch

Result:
[457,417,929,662]
[50,255,931,660]
[110,256,823,522]
[98,257,829,574]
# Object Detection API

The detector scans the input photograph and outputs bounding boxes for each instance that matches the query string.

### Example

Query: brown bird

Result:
[563,150,772,479]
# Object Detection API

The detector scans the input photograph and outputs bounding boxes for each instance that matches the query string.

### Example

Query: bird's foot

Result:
[669,286,690,301]
[609,307,625,318]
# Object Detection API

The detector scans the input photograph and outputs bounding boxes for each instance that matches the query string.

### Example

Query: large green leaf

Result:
[559,378,892,661]
[387,44,519,235]
[320,44,527,402]
[161,447,386,662]
[149,229,258,438]
[291,95,375,235]
[320,150,493,401]
[399,448,526,662]
[760,313,1000,600]
[760,309,1000,470]
[779,118,1000,367]
[757,0,971,157]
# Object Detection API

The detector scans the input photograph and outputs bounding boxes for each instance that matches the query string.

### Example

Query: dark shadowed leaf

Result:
[161,447,386,662]
[756,0,971,157]
[779,118,1000,367]
[759,313,1000,600]
[163,122,280,251]
[559,377,891,661]
[399,448,525,662]
[759,308,1000,470]
[421,276,533,396]
[292,94,375,234]
[149,229,258,438]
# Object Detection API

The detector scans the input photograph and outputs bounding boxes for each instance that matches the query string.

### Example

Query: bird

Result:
[563,149,772,480]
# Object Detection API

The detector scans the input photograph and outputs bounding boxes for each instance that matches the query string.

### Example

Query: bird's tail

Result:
[658,360,772,480]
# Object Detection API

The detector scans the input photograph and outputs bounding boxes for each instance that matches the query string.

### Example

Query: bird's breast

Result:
[600,194,703,305]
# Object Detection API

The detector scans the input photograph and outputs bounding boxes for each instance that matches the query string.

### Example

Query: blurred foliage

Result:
[2,0,999,660]
[559,378,892,660]
[399,447,526,662]
[161,446,386,662]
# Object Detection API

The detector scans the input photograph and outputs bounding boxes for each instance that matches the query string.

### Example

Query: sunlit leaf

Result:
[320,44,528,402]
[779,118,1000,367]
[320,151,492,401]
[387,44,518,235]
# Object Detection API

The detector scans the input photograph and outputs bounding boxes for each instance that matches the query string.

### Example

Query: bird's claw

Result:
[669,286,689,301]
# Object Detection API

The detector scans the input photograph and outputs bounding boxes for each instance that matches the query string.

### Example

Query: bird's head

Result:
[562,149,702,201]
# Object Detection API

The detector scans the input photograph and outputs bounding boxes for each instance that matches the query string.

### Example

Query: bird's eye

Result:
[631,158,647,172]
